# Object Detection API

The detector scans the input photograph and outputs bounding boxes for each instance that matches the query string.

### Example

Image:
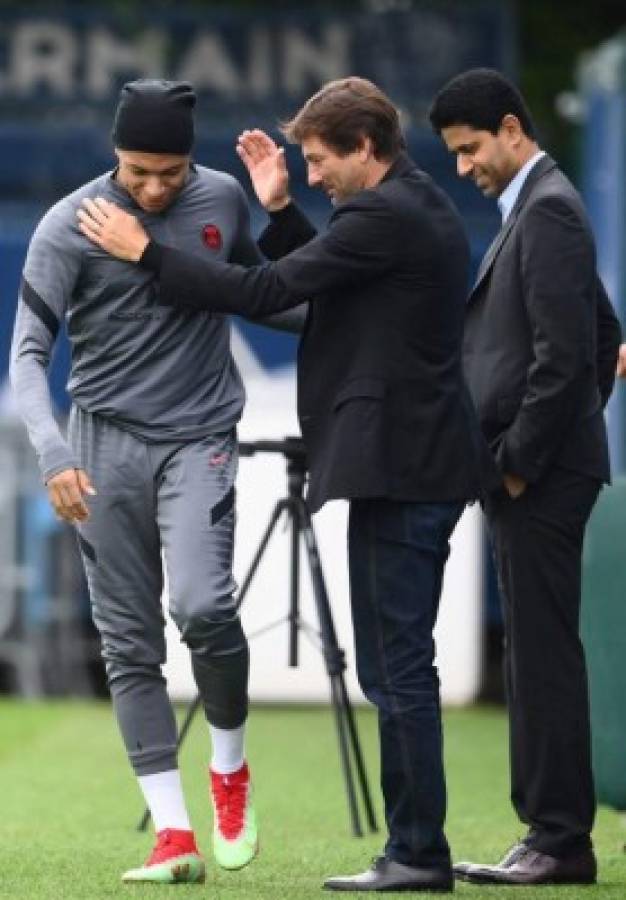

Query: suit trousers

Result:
[485,466,600,857]
[348,497,464,869]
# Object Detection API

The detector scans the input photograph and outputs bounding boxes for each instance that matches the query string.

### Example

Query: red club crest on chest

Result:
[202,224,222,251]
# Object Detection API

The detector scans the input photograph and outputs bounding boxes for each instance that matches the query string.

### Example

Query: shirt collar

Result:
[497,150,545,223]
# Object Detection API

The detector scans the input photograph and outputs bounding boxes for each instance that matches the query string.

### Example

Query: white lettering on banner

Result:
[176,32,242,96]
[0,20,351,102]
[282,24,349,95]
[9,22,77,97]
[246,27,273,99]
[86,28,166,98]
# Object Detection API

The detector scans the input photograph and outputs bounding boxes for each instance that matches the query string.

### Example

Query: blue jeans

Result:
[348,497,464,869]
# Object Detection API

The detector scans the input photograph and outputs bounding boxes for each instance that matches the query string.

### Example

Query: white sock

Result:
[137,769,192,833]
[209,723,245,774]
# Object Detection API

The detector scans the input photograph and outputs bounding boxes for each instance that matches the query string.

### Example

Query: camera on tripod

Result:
[239,436,307,461]
[239,436,308,497]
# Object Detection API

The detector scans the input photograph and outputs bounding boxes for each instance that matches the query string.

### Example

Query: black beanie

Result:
[112,79,196,154]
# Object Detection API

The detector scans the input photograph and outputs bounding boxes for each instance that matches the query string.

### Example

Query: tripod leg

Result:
[329,676,364,837]
[289,500,299,667]
[297,500,378,835]
[335,675,378,832]
[137,499,289,832]
[236,500,289,610]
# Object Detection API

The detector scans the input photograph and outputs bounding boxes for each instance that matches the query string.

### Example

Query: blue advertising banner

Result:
[0,5,513,128]
[0,2,512,398]
[579,37,626,474]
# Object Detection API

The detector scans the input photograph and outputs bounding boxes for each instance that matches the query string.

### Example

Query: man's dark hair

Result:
[281,76,405,160]
[429,68,536,139]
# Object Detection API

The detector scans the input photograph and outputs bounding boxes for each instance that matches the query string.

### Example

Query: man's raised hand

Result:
[236,129,291,212]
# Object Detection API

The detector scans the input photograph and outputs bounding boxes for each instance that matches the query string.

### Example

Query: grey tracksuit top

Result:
[10,165,261,482]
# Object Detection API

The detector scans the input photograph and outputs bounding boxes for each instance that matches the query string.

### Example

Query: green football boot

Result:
[122,828,205,883]
[210,762,259,870]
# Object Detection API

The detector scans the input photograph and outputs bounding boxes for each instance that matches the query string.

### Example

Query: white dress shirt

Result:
[497,150,545,223]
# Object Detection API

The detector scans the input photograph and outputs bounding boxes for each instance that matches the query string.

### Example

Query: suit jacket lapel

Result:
[468,154,558,301]
[471,212,517,295]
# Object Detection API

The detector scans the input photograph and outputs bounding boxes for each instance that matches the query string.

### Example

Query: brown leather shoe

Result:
[454,842,526,879]
[463,846,597,885]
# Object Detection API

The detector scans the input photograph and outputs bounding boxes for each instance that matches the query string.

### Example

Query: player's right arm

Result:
[10,203,95,523]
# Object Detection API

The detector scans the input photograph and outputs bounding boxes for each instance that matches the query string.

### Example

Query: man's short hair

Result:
[281,76,405,160]
[429,68,536,139]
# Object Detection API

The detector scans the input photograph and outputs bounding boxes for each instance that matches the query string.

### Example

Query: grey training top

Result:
[10,165,261,482]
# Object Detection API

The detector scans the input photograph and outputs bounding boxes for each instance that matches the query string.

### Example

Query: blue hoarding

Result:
[579,37,626,474]
[0,2,512,398]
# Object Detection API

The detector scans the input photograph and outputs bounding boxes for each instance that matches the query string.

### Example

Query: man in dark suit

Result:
[429,68,621,886]
[77,77,486,893]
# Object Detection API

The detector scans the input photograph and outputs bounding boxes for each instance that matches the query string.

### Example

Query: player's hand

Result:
[236,129,291,212]
[616,343,626,378]
[46,468,97,524]
[503,472,527,499]
[77,198,150,262]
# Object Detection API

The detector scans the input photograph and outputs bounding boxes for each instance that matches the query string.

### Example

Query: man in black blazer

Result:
[78,77,487,892]
[430,68,621,886]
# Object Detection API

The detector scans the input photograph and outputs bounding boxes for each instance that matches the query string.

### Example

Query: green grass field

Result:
[0,701,624,899]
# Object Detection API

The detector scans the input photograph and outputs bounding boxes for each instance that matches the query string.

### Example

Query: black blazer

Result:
[142,153,487,512]
[463,154,621,485]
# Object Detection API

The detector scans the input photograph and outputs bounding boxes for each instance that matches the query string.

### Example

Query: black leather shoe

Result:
[323,856,453,892]
[463,846,597,885]
[454,842,526,879]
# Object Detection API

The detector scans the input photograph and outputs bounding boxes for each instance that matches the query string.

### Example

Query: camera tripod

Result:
[138,437,377,837]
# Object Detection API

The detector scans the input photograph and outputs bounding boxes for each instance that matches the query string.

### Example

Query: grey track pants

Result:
[69,406,248,775]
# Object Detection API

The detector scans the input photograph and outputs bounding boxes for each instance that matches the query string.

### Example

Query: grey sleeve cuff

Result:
[40,443,80,485]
